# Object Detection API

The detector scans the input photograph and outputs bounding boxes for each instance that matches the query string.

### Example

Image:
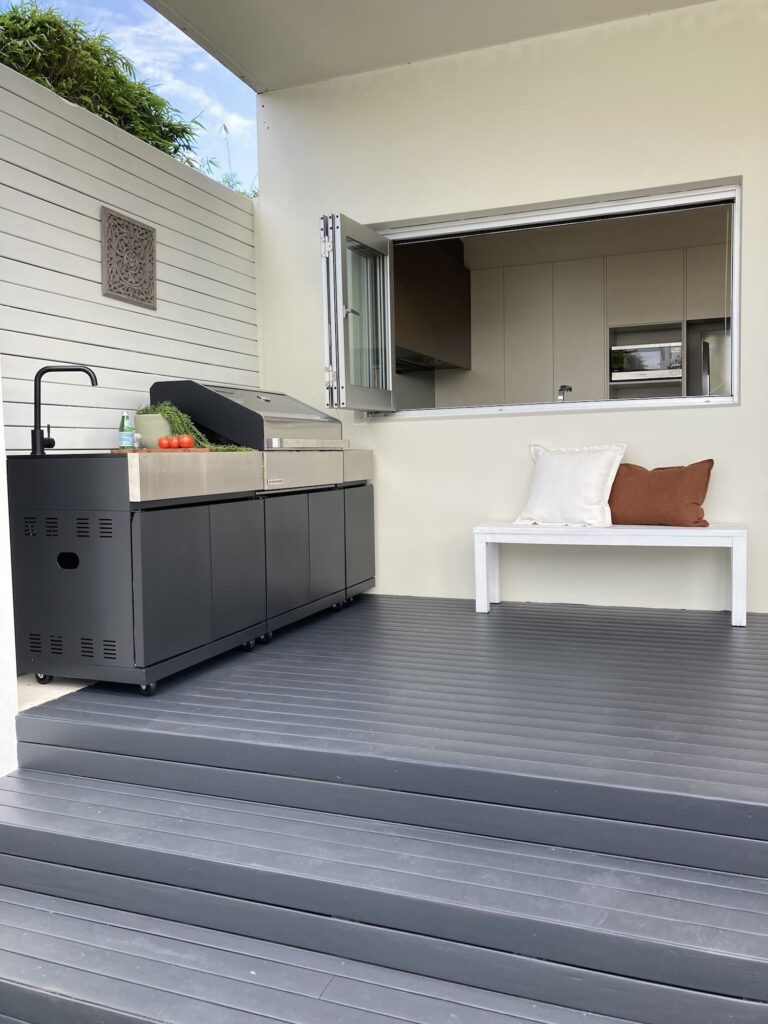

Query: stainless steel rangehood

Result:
[150,381,346,450]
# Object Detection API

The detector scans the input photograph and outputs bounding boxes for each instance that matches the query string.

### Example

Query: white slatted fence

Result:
[0,61,259,452]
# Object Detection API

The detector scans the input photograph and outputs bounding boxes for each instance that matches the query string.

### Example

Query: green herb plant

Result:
[136,402,252,452]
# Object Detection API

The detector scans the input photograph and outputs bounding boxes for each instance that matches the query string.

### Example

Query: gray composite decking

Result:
[18,596,768,840]
[0,768,765,1023]
[0,884,638,1024]
[9,596,768,1024]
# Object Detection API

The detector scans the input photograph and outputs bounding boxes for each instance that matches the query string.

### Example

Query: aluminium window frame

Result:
[322,213,394,412]
[370,181,741,420]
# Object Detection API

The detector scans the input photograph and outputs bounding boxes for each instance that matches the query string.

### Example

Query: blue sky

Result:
[3,0,259,190]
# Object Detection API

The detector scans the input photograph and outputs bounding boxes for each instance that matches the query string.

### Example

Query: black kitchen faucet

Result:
[31,364,98,456]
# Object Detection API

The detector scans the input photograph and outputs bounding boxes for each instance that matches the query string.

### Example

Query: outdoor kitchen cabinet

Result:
[133,498,270,666]
[8,452,374,692]
[8,382,374,692]
[210,498,267,639]
[132,505,214,667]
[345,483,375,588]
[265,485,364,623]
[309,489,346,600]
[265,493,311,619]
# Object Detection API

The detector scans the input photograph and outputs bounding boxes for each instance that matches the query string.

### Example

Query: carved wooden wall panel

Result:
[101,207,157,309]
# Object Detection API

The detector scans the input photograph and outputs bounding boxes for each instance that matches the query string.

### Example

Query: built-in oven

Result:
[610,340,683,382]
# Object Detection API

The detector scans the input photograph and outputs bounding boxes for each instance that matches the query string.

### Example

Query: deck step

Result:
[0,884,641,1024]
[19,741,768,877]
[0,770,764,1024]
[17,595,768,877]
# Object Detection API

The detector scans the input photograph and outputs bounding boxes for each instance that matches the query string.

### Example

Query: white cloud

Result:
[50,0,257,183]
[107,8,255,134]
[58,0,131,24]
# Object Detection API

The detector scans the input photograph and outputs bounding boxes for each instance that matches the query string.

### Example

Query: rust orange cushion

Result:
[609,459,714,527]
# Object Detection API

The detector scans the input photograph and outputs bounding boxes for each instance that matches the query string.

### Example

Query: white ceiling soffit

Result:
[146,0,717,93]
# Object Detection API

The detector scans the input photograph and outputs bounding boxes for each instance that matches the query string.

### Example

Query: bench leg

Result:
[474,535,490,613]
[488,541,501,605]
[731,536,747,627]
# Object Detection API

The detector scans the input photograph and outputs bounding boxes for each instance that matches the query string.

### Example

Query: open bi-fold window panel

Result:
[321,185,738,415]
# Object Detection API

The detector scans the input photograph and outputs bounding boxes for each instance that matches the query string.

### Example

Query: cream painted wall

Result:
[258,0,768,612]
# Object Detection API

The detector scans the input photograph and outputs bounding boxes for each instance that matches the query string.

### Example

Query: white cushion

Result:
[515,444,626,527]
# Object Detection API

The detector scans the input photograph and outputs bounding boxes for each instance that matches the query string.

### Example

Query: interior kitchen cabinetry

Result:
[606,249,684,327]
[393,239,471,370]
[553,258,606,403]
[686,244,729,320]
[503,263,553,405]
[432,268,504,409]
[388,202,734,411]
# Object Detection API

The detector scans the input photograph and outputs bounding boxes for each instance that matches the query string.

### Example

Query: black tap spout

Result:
[31,364,99,456]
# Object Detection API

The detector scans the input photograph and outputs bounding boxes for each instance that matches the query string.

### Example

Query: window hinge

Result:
[321,235,333,258]
[325,366,338,387]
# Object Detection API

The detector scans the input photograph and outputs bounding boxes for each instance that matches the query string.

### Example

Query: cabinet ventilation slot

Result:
[75,518,90,538]
[102,640,117,660]
[28,633,42,654]
[98,518,113,539]
[80,638,95,659]
[45,517,59,538]
[23,517,37,538]
[48,635,63,656]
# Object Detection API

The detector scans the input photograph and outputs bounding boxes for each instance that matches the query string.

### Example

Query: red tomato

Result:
[157,436,171,449]
[178,434,195,449]
[168,436,180,448]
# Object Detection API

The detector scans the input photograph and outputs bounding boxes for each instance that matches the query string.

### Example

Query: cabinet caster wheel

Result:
[331,602,343,612]
[257,632,273,645]
[139,682,157,697]
[35,673,53,684]
[242,639,257,650]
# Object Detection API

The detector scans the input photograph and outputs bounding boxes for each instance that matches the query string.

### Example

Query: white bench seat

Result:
[473,523,747,626]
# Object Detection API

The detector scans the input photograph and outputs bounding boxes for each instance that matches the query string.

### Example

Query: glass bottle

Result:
[118,411,135,450]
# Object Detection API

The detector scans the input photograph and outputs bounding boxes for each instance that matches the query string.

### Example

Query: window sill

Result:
[370,394,737,422]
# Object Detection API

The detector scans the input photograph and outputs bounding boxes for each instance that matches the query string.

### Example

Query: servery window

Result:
[321,187,738,414]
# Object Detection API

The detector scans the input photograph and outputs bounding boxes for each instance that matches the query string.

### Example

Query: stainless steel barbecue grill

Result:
[146,380,371,496]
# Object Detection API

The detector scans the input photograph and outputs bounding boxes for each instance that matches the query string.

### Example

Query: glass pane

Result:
[346,240,388,390]
[390,199,735,411]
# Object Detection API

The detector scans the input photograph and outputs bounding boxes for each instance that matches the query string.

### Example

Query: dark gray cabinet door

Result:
[265,493,310,617]
[210,499,266,640]
[133,505,213,666]
[10,510,134,671]
[309,489,346,601]
[345,484,375,587]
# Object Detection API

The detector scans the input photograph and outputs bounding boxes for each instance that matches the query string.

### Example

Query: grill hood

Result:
[149,381,345,450]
